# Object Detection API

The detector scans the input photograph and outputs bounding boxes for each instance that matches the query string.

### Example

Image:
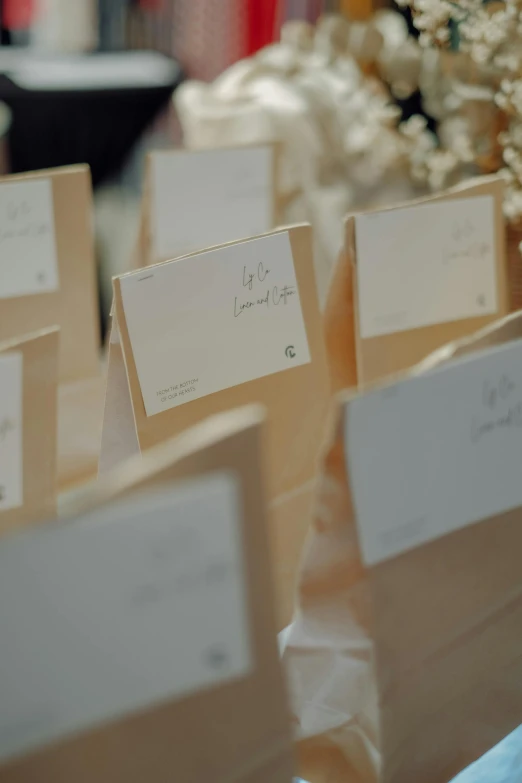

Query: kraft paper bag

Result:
[134,145,279,268]
[0,165,99,383]
[324,175,509,392]
[0,405,294,783]
[101,224,331,629]
[0,165,104,491]
[0,327,59,534]
[282,315,522,783]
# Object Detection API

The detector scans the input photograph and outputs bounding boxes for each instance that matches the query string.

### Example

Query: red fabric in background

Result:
[247,0,280,55]
[3,0,35,29]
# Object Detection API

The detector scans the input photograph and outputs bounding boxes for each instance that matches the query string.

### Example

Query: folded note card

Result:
[0,353,23,511]
[2,407,294,783]
[0,473,249,764]
[347,337,522,565]
[0,166,99,384]
[150,146,274,263]
[356,195,497,338]
[0,179,59,299]
[105,225,330,630]
[121,232,311,416]
[337,175,509,387]
[0,328,58,533]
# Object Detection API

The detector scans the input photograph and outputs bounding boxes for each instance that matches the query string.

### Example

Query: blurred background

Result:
[0,0,498,333]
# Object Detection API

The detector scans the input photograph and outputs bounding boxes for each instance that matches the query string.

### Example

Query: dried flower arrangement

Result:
[396,0,522,222]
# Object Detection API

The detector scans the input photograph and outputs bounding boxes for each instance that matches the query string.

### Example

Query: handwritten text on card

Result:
[0,179,59,299]
[355,195,498,338]
[346,338,522,565]
[120,232,311,416]
[0,474,250,762]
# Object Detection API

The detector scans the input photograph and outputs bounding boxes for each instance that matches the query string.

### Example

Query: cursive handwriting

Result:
[471,401,522,443]
[0,224,50,244]
[234,285,296,317]
[451,218,474,244]
[0,417,14,443]
[482,375,516,410]
[272,285,296,306]
[243,262,270,291]
[444,240,491,264]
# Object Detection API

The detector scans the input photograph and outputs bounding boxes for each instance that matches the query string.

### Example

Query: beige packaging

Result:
[0,165,104,490]
[133,145,280,269]
[0,328,59,534]
[324,175,509,393]
[282,310,522,783]
[101,224,331,629]
[0,405,294,783]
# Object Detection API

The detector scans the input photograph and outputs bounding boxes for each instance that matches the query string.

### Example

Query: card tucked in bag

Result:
[0,165,104,491]
[0,405,294,783]
[282,313,522,783]
[324,175,509,393]
[101,225,331,629]
[0,327,58,534]
[133,145,278,269]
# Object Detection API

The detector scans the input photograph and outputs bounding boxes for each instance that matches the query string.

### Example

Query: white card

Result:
[121,232,311,417]
[346,338,522,566]
[355,195,497,338]
[0,352,23,512]
[0,179,59,299]
[0,473,251,763]
[151,146,273,260]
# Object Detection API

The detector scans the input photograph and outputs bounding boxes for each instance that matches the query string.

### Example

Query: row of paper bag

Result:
[0,157,520,783]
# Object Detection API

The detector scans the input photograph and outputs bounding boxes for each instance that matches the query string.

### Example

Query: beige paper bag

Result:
[0,327,59,534]
[0,405,294,783]
[324,175,509,392]
[0,165,104,491]
[135,145,280,269]
[0,165,99,383]
[102,225,331,629]
[282,312,522,783]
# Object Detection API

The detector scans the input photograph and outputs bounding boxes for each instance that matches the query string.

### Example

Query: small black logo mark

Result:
[36,272,46,285]
[477,294,486,307]
[285,345,296,359]
[205,647,229,670]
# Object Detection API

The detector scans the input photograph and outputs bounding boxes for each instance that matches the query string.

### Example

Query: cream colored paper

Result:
[324,175,509,392]
[347,337,522,565]
[283,311,522,783]
[1,406,294,783]
[355,195,497,338]
[0,178,59,299]
[134,145,280,269]
[0,328,59,535]
[100,224,331,629]
[0,166,104,492]
[151,145,274,261]
[0,474,251,765]
[120,232,311,416]
[0,166,99,384]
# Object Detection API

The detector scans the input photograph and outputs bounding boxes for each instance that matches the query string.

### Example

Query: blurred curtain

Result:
[246,0,279,55]
[172,0,248,81]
